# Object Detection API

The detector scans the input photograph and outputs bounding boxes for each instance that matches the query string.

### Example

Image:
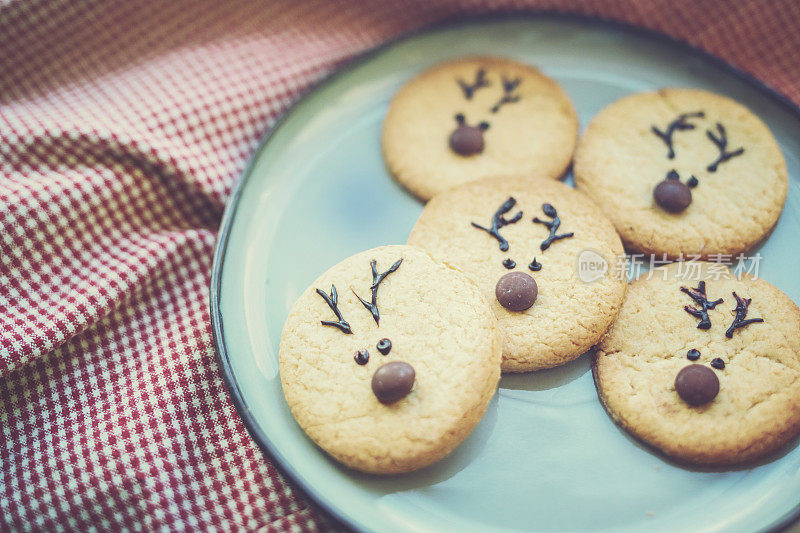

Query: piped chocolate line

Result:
[681,281,723,330]
[353,258,403,326]
[532,203,573,251]
[725,292,763,338]
[490,76,521,113]
[651,111,705,159]
[457,68,490,100]
[316,285,352,334]
[706,123,744,172]
[471,197,523,252]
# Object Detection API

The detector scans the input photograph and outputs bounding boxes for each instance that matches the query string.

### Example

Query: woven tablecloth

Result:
[1,0,799,530]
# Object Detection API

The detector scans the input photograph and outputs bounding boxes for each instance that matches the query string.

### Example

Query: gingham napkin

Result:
[1,0,798,530]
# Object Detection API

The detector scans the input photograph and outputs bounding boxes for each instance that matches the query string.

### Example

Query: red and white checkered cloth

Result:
[1,0,799,530]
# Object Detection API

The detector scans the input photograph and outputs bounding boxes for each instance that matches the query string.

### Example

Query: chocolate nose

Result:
[495,272,538,312]
[675,364,719,406]
[372,361,415,404]
[449,125,485,156]
[654,177,692,213]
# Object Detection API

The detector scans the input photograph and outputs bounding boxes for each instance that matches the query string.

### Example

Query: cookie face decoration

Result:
[574,88,788,259]
[315,257,403,368]
[409,177,626,372]
[594,262,800,466]
[382,56,578,201]
[279,245,501,474]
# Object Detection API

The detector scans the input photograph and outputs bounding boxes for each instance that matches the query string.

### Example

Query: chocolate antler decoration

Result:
[725,292,763,338]
[532,203,574,251]
[680,281,723,330]
[457,68,490,100]
[353,258,403,326]
[490,76,521,113]
[316,285,352,334]
[651,111,705,159]
[471,197,523,252]
[706,123,744,172]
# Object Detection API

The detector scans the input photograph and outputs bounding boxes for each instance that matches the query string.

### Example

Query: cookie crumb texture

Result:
[279,245,501,474]
[574,88,788,259]
[382,56,578,201]
[594,262,800,466]
[409,177,626,372]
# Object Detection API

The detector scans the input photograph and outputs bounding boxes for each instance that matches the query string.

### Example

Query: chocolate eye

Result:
[455,113,465,124]
[354,349,369,365]
[478,121,490,130]
[502,258,516,269]
[376,338,392,355]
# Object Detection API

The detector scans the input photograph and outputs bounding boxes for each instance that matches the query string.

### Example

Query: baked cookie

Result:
[408,177,627,372]
[382,56,578,201]
[574,88,788,259]
[594,261,800,466]
[279,245,501,474]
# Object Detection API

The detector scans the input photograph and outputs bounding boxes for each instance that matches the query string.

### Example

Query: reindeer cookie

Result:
[574,88,788,259]
[594,262,800,466]
[408,177,626,372]
[279,245,501,474]
[382,56,578,201]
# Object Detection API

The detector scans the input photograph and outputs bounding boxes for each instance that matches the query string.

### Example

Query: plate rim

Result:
[209,12,800,533]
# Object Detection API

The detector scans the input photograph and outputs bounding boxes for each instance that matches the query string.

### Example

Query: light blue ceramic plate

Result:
[211,15,800,533]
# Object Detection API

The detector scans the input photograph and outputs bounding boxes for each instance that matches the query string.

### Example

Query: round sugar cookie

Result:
[382,56,578,201]
[279,245,501,474]
[594,261,800,466]
[408,177,627,372]
[574,88,788,259]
